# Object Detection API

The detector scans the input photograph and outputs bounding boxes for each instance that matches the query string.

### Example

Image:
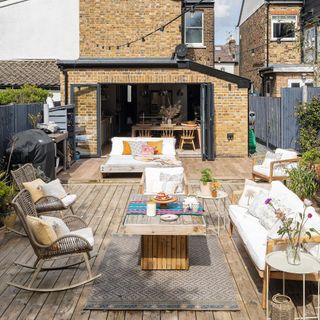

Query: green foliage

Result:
[0,172,15,214]
[287,166,318,200]
[0,84,51,105]
[200,168,213,185]
[300,148,320,168]
[296,98,320,152]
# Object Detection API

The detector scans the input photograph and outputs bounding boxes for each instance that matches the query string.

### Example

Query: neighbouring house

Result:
[57,0,250,159]
[238,0,314,97]
[0,0,79,101]
[214,37,239,75]
[0,60,60,101]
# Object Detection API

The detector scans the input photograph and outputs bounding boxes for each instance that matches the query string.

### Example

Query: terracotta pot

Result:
[211,190,218,198]
[0,211,16,229]
[200,182,211,196]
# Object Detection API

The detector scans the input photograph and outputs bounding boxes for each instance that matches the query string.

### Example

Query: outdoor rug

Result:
[85,234,240,311]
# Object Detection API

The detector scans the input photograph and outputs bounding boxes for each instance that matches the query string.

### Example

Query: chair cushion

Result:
[40,215,70,238]
[26,215,57,245]
[69,227,94,247]
[275,148,298,160]
[41,179,68,199]
[229,205,267,271]
[262,151,282,168]
[159,172,184,193]
[61,194,77,208]
[22,179,45,202]
[238,179,270,208]
[253,165,288,177]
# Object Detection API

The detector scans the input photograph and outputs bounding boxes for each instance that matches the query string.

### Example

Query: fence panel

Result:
[307,87,320,100]
[0,103,43,158]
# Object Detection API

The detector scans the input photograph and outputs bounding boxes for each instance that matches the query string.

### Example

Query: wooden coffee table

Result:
[123,195,206,270]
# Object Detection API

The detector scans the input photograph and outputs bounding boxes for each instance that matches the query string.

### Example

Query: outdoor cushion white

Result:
[110,137,176,156]
[275,148,298,160]
[40,215,70,238]
[144,167,184,194]
[238,179,270,208]
[69,227,94,247]
[253,165,289,177]
[41,179,67,199]
[262,151,282,168]
[61,194,77,208]
[229,205,267,271]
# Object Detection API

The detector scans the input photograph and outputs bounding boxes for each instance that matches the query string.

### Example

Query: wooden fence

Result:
[0,103,43,159]
[249,87,320,150]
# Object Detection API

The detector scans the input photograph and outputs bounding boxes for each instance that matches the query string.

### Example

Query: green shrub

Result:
[300,148,320,168]
[0,84,51,105]
[287,166,318,200]
[296,97,320,152]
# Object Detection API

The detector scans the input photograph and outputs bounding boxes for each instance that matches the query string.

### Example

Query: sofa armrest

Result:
[231,190,243,205]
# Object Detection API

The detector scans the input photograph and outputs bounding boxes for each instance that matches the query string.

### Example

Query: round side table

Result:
[196,190,228,235]
[265,251,320,320]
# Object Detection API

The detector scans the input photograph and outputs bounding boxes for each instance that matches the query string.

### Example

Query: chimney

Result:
[228,36,236,58]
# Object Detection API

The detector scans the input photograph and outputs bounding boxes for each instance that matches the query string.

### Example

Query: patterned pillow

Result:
[141,144,155,155]
[128,141,144,156]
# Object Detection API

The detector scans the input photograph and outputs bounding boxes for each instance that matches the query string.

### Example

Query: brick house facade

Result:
[58,0,250,158]
[239,0,314,97]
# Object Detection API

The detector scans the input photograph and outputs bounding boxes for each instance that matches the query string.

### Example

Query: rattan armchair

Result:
[8,189,100,292]
[11,163,76,215]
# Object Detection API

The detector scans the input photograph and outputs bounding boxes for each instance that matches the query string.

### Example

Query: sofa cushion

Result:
[22,179,45,202]
[122,141,132,155]
[147,141,163,155]
[238,179,270,208]
[229,205,268,270]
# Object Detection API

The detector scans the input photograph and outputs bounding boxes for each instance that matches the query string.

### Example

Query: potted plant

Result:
[200,168,219,196]
[300,148,320,177]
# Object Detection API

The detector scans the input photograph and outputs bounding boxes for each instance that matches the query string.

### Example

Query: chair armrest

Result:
[47,234,92,252]
[269,158,299,177]
[62,215,88,230]
[252,155,265,167]
[231,190,243,205]
[35,195,64,205]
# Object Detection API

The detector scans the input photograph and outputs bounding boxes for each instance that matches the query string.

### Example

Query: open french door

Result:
[200,83,215,160]
[70,84,101,157]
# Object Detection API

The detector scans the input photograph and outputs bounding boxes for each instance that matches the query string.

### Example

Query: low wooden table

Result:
[123,195,206,270]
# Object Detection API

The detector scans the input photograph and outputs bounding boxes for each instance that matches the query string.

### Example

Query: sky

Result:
[215,0,242,45]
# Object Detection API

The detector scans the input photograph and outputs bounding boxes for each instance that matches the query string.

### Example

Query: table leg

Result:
[266,264,269,320]
[223,198,227,229]
[303,273,306,320]
[282,271,285,295]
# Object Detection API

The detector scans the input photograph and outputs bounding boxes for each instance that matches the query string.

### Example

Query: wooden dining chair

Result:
[161,128,174,138]
[137,129,151,137]
[179,128,196,151]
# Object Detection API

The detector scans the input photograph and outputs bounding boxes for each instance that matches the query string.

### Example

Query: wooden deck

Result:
[58,157,253,183]
[0,182,318,320]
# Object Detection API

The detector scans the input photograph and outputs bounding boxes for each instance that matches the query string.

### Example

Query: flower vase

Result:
[286,244,301,265]
[211,190,218,198]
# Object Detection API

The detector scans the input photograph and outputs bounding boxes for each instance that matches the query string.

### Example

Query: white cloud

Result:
[215,0,231,18]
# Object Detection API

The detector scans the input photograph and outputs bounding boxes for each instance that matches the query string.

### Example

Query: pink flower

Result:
[265,198,272,205]
[308,213,313,219]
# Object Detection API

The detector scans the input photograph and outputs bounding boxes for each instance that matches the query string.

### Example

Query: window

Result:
[184,11,204,47]
[220,67,225,71]
[303,27,316,63]
[288,79,313,88]
[271,15,297,41]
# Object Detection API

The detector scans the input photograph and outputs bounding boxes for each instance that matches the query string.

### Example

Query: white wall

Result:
[214,63,236,74]
[238,0,264,26]
[0,0,79,59]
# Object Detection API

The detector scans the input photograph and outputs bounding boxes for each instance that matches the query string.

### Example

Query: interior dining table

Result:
[131,124,201,149]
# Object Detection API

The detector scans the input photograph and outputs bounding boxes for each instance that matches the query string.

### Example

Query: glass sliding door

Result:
[70,84,101,157]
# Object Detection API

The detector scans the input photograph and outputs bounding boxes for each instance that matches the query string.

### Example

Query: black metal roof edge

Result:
[57,58,251,89]
[185,61,251,89]
[237,0,245,27]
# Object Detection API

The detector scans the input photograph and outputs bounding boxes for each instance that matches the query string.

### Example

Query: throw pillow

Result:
[248,192,268,218]
[238,179,271,208]
[122,141,131,155]
[22,179,45,202]
[147,141,163,155]
[40,215,70,238]
[262,151,282,169]
[141,144,155,155]
[160,172,184,193]
[26,215,57,245]
[128,141,144,156]
[41,179,67,199]
[258,204,278,230]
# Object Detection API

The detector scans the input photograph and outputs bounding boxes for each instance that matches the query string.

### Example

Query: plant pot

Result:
[200,182,211,196]
[211,190,218,198]
[0,211,16,229]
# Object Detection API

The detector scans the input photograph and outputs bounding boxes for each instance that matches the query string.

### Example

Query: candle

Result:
[146,201,156,217]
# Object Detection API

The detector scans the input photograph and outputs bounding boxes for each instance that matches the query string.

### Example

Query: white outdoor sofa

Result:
[229,180,320,308]
[101,137,181,176]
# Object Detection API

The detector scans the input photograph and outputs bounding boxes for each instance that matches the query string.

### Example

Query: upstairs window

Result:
[271,15,297,41]
[184,11,204,47]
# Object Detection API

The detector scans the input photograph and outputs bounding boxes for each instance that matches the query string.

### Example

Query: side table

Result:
[266,251,320,320]
[196,190,228,235]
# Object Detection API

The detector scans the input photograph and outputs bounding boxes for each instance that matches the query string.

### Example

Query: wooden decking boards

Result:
[0,182,318,320]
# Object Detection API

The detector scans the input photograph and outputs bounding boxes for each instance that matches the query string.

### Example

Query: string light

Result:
[95,0,206,50]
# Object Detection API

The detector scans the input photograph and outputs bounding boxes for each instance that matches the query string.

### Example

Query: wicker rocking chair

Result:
[8,189,100,292]
[11,163,76,215]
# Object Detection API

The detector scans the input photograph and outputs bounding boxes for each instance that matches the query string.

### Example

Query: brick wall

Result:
[186,7,215,66]
[239,5,267,94]
[61,68,248,157]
